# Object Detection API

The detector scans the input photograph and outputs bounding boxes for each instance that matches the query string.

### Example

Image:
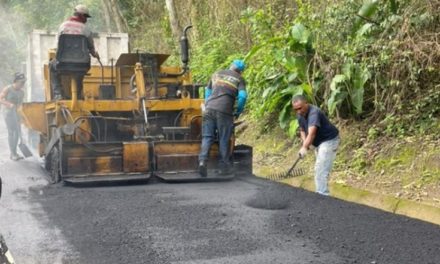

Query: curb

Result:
[280,176,440,226]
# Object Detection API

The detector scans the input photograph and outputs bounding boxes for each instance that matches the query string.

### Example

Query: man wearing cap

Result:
[51,4,100,100]
[0,73,26,161]
[198,59,248,177]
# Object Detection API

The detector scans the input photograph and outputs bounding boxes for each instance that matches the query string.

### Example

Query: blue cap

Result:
[231,59,246,72]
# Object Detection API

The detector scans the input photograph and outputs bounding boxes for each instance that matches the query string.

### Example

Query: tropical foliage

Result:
[0,0,438,138]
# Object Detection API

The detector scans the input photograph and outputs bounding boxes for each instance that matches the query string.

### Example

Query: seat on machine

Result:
[55,34,91,74]
[53,34,91,99]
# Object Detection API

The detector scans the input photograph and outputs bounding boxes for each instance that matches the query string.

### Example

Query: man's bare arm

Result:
[302,126,317,149]
[0,89,13,108]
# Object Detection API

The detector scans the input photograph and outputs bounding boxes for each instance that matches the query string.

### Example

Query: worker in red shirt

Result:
[50,4,100,100]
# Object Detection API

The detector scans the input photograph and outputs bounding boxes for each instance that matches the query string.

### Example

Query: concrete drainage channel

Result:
[278,175,440,226]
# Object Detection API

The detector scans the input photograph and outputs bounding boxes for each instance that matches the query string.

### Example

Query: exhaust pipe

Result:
[162,25,193,77]
[180,25,192,67]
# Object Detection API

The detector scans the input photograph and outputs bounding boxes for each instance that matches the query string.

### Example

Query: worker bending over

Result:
[198,59,248,177]
[292,95,340,195]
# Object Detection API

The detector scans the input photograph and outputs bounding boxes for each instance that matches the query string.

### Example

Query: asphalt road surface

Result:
[0,125,439,263]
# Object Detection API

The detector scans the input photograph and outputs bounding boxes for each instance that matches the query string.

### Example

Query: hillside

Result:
[236,118,440,207]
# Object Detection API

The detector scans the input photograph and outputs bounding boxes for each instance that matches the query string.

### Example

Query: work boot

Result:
[198,161,207,178]
[219,166,232,176]
[54,93,62,100]
[10,153,22,161]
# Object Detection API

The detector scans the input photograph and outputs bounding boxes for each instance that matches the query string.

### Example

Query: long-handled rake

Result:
[268,156,305,180]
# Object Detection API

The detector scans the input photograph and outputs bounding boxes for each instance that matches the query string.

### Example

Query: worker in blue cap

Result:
[198,59,248,177]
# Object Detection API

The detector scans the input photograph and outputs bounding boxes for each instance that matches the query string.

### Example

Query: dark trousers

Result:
[49,60,85,99]
[198,109,234,168]
[4,110,20,156]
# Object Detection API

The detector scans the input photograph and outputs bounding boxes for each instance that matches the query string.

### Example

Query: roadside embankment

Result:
[237,119,440,226]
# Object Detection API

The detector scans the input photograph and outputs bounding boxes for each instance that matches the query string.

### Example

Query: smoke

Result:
[0,4,27,88]
[0,1,112,89]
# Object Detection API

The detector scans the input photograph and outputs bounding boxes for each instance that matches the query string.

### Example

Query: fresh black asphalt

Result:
[28,175,440,264]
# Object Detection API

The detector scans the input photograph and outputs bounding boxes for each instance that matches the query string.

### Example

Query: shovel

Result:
[18,138,33,158]
[18,125,32,158]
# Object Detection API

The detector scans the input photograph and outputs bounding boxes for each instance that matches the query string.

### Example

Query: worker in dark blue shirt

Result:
[292,95,340,195]
[198,59,248,177]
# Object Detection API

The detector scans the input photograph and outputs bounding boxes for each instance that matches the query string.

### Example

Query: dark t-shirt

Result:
[2,85,24,115]
[205,69,246,115]
[297,105,339,147]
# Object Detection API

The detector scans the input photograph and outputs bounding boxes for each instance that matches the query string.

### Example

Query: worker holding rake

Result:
[292,95,340,195]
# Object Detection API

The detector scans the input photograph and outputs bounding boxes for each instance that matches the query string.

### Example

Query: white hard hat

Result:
[74,4,91,18]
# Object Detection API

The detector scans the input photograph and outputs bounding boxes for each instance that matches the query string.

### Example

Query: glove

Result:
[298,146,308,159]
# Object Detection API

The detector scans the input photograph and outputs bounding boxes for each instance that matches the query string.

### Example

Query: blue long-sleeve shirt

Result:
[204,69,247,116]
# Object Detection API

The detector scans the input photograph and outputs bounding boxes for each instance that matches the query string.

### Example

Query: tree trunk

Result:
[165,0,182,43]
[101,0,112,32]
[108,0,128,33]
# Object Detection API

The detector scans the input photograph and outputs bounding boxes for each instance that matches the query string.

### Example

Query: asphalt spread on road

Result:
[27,175,440,264]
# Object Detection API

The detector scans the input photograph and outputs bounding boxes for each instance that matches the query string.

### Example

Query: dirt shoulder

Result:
[236,118,440,208]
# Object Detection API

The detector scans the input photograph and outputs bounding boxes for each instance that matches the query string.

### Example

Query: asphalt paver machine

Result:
[20,26,252,183]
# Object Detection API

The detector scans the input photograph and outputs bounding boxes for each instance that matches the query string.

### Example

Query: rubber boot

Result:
[199,161,207,178]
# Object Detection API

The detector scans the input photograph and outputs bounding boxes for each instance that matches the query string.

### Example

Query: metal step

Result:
[155,170,234,183]
[63,173,151,184]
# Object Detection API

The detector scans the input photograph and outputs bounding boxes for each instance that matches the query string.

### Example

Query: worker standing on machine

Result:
[198,59,248,177]
[50,4,100,100]
[0,73,26,161]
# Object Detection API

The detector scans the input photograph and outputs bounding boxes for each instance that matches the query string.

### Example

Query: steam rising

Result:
[0,5,27,87]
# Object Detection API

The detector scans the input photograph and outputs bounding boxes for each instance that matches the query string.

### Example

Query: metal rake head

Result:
[268,167,306,181]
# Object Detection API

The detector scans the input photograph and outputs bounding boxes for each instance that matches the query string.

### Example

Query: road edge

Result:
[280,176,440,226]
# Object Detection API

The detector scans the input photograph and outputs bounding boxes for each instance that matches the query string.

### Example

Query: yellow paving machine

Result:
[20,26,252,183]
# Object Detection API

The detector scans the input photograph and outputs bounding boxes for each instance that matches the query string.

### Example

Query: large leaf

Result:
[280,83,310,99]
[350,87,364,115]
[262,86,277,99]
[262,92,284,113]
[301,83,313,98]
[352,67,371,91]
[290,24,311,45]
[353,0,379,33]
[330,74,347,91]
[288,119,299,139]
[283,56,307,81]
[356,23,373,38]
[244,36,284,61]
[279,100,293,129]
[389,0,398,14]
[327,88,348,116]
[350,66,371,114]
[280,84,302,95]
[287,72,298,83]
[342,62,354,80]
